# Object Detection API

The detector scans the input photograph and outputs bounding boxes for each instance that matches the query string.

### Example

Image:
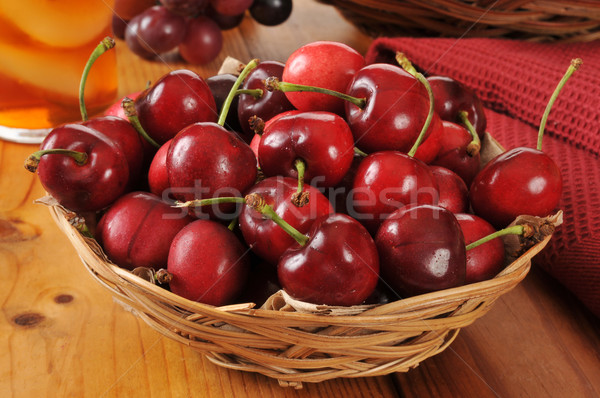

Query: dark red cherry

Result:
[469,147,562,229]
[430,165,469,214]
[428,75,487,137]
[375,204,466,297]
[239,176,333,265]
[278,213,379,306]
[237,60,295,141]
[166,122,257,219]
[168,219,251,306]
[432,120,481,187]
[258,111,355,188]
[350,151,439,235]
[135,69,217,145]
[455,213,505,284]
[206,73,243,135]
[26,123,129,213]
[96,191,193,271]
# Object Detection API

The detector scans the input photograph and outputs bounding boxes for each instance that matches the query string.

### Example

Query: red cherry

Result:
[239,176,333,265]
[27,123,129,212]
[282,41,365,115]
[168,219,251,306]
[350,151,439,234]
[135,69,217,145]
[278,213,379,306]
[83,115,146,188]
[96,191,193,270]
[375,204,466,297]
[258,111,355,188]
[455,213,505,284]
[432,120,481,187]
[469,147,562,228]
[166,122,257,218]
[428,75,487,137]
[345,63,434,154]
[237,60,296,140]
[430,165,469,214]
[148,139,172,197]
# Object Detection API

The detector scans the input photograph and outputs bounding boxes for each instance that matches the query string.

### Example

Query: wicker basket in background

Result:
[317,0,600,42]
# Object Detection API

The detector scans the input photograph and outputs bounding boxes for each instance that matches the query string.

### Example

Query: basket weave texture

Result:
[47,196,554,388]
[318,0,600,42]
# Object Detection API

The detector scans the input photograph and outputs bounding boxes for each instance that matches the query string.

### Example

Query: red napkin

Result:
[365,38,600,317]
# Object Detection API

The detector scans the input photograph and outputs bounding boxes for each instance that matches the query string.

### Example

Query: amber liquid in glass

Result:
[0,0,118,139]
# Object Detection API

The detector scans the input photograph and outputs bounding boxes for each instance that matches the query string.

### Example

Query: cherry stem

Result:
[294,159,306,196]
[24,149,88,173]
[218,59,260,126]
[538,58,582,151]
[236,88,263,98]
[122,97,160,148]
[173,196,246,208]
[227,218,238,231]
[264,77,366,109]
[245,193,309,246]
[458,111,481,157]
[65,212,93,238]
[79,37,115,121]
[353,146,368,157]
[466,224,532,251]
[396,53,435,158]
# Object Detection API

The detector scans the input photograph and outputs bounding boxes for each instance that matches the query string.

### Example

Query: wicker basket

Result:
[44,131,559,389]
[318,0,600,42]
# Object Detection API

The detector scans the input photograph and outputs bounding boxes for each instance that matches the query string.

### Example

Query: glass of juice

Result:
[0,0,118,144]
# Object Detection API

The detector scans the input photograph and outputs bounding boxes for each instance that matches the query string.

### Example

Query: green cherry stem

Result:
[79,36,115,121]
[122,97,160,148]
[264,76,366,109]
[538,58,582,151]
[236,88,263,98]
[466,224,532,251]
[353,146,368,157]
[396,52,435,158]
[24,149,88,173]
[218,58,260,126]
[458,110,481,156]
[294,158,306,196]
[245,193,309,246]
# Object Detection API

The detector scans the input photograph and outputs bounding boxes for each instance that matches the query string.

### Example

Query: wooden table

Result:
[2,1,599,397]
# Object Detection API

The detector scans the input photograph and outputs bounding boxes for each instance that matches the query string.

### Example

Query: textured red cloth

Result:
[365,38,600,317]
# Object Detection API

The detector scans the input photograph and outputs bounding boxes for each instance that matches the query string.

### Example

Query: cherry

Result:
[258,111,355,188]
[432,118,481,187]
[249,0,293,26]
[147,139,172,198]
[237,60,295,141]
[135,69,218,145]
[344,62,437,154]
[470,59,580,228]
[375,204,466,297]
[135,5,187,54]
[281,41,365,115]
[428,75,487,137]
[166,122,257,218]
[96,191,193,271]
[167,218,251,306]
[25,123,129,213]
[455,213,505,284]
[350,151,439,234]
[82,115,146,189]
[239,176,334,265]
[246,194,379,306]
[430,165,469,214]
[103,91,142,120]
[178,16,223,65]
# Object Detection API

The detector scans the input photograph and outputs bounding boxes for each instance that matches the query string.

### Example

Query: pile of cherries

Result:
[27,40,573,308]
[112,0,293,65]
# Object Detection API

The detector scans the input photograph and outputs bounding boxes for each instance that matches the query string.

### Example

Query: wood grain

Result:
[1,1,599,397]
